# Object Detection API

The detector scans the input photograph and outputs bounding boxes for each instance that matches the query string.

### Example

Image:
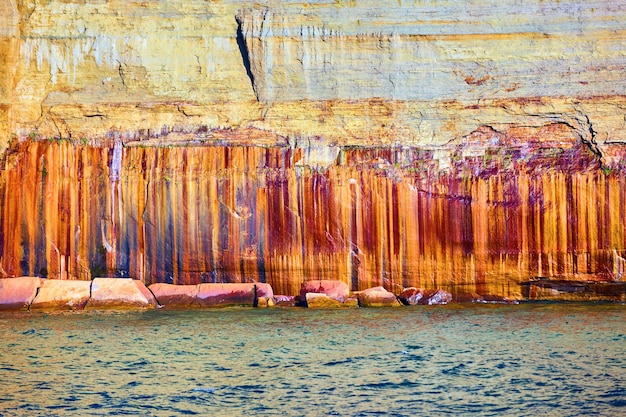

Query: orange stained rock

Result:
[1,135,625,299]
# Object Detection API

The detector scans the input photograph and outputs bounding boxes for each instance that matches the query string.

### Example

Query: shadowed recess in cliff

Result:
[235,13,257,101]
[1,128,625,298]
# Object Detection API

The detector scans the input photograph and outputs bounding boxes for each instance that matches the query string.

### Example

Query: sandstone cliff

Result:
[1,0,625,298]
[1,0,624,151]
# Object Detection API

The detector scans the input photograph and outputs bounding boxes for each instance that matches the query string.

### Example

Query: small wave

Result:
[360,380,421,390]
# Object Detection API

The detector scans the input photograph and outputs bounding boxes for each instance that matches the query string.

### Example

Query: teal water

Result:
[0,304,625,416]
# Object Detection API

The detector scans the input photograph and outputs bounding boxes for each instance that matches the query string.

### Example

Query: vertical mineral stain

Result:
[1,0,626,302]
[1,127,624,298]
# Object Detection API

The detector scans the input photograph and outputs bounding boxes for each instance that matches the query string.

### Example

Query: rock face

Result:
[149,282,273,307]
[196,283,257,307]
[398,288,425,306]
[300,280,350,303]
[0,1,623,152]
[2,138,625,299]
[148,283,199,308]
[1,1,625,301]
[305,293,345,309]
[30,279,91,310]
[0,277,41,310]
[85,278,157,309]
[356,287,402,308]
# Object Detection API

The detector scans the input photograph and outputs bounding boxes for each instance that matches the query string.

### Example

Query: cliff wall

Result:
[2,131,625,298]
[1,0,626,297]
[0,0,624,151]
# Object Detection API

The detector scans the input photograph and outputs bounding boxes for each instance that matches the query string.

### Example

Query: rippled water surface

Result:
[1,304,625,416]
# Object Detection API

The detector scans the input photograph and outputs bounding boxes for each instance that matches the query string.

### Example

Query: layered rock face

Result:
[2,135,625,298]
[1,1,625,299]
[1,0,625,150]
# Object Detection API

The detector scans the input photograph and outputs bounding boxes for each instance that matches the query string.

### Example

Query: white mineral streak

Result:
[110,141,123,182]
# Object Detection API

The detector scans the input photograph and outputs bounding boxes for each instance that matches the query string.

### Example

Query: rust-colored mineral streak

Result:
[1,124,624,299]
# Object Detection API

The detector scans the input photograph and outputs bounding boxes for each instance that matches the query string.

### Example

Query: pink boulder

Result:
[148,283,199,308]
[195,283,256,307]
[300,280,349,303]
[255,282,274,299]
[398,287,424,305]
[86,278,158,309]
[30,279,91,310]
[0,277,42,311]
[274,295,296,307]
[420,289,453,305]
[357,286,402,307]
[255,282,275,307]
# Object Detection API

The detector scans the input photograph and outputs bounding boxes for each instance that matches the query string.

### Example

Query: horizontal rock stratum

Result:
[1,278,625,310]
[0,278,278,310]
[1,1,626,301]
[0,0,624,152]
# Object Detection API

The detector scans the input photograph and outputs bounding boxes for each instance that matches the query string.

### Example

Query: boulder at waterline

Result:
[419,289,453,305]
[148,283,199,308]
[30,279,91,310]
[300,280,349,303]
[256,296,276,307]
[305,293,345,308]
[195,283,256,307]
[357,286,402,307]
[274,295,296,307]
[0,277,42,311]
[255,283,275,307]
[398,287,424,305]
[85,278,158,309]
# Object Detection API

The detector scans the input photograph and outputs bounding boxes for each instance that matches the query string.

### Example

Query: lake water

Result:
[1,304,625,416]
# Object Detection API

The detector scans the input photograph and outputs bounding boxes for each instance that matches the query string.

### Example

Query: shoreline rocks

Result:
[30,279,92,310]
[148,283,276,308]
[149,283,199,307]
[196,283,256,307]
[299,280,350,304]
[356,286,402,308]
[305,293,358,308]
[0,277,42,311]
[85,278,158,309]
[0,277,621,312]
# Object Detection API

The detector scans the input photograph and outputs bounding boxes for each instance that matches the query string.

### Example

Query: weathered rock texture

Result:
[300,280,350,304]
[1,1,624,151]
[149,282,273,307]
[148,283,199,308]
[196,283,256,307]
[0,276,159,310]
[1,1,626,300]
[30,279,91,310]
[356,286,402,308]
[2,137,625,299]
[0,277,41,310]
[85,278,157,309]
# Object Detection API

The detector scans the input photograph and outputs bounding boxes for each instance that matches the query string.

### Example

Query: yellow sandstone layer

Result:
[0,0,624,153]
